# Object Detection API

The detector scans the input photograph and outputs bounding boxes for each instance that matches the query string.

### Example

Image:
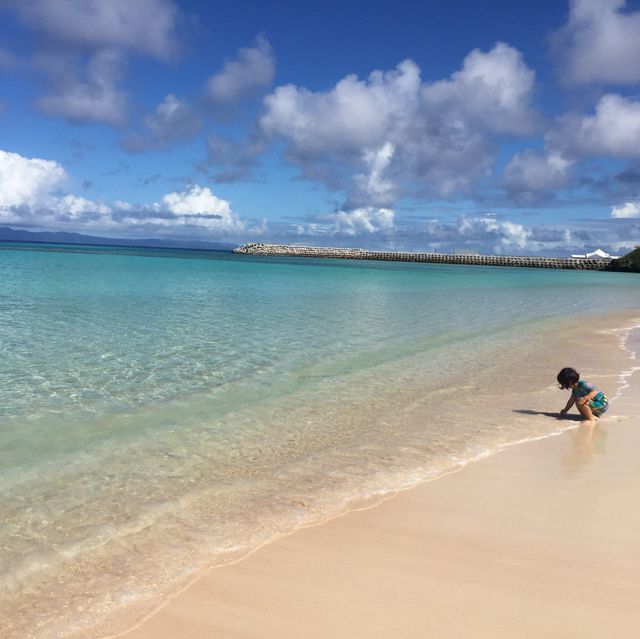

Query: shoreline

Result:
[6,307,638,638]
[111,313,640,639]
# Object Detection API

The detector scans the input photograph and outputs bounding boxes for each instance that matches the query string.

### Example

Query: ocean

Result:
[1,242,639,638]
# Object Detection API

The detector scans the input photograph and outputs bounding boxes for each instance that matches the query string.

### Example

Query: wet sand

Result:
[117,317,640,639]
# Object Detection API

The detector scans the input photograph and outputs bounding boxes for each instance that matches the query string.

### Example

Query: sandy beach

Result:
[113,316,640,639]
[5,3,640,636]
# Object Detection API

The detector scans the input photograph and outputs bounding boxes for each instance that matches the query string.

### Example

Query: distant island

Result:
[607,245,640,272]
[0,226,237,251]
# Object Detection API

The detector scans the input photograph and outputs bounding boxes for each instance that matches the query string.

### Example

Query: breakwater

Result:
[232,243,609,270]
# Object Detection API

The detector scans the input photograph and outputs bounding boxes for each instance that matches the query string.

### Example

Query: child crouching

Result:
[557,367,609,423]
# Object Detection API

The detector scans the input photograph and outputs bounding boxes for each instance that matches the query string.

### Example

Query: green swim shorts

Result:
[589,392,609,416]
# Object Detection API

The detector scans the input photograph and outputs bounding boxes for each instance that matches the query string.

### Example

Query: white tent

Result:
[571,248,621,260]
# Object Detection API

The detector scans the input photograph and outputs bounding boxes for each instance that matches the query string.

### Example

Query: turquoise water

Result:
[1,242,639,638]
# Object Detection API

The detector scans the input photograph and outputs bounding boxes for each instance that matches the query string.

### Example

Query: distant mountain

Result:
[0,227,238,251]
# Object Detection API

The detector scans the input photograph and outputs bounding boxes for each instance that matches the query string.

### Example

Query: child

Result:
[557,367,609,423]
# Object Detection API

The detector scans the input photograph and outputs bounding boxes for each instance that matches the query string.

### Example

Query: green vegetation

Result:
[606,246,640,273]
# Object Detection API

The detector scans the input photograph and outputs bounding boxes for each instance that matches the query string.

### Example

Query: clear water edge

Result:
[1,243,639,638]
[105,313,640,639]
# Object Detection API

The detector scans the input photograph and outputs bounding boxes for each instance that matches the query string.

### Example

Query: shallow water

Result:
[1,243,639,638]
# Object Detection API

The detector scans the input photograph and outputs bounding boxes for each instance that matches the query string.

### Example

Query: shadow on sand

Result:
[512,409,583,422]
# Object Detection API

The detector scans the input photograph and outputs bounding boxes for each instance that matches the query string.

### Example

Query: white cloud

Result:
[551,0,640,85]
[0,148,112,225]
[349,142,396,208]
[549,94,640,159]
[523,94,640,190]
[261,59,421,156]
[331,211,635,255]
[0,149,252,236]
[293,211,596,254]
[611,201,640,218]
[420,214,583,254]
[422,42,538,135]
[503,150,573,200]
[0,148,111,228]
[147,95,200,139]
[261,44,537,204]
[162,185,232,217]
[5,0,179,60]
[122,94,202,151]
[297,207,395,237]
[457,215,532,250]
[113,186,246,234]
[330,207,395,235]
[53,194,111,218]
[287,210,638,255]
[35,49,127,125]
[0,149,66,209]
[2,0,181,124]
[206,36,275,103]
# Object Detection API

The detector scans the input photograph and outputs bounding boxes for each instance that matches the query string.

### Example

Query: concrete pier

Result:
[232,243,608,270]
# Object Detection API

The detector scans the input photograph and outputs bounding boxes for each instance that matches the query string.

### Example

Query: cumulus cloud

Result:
[122,94,202,152]
[261,43,537,206]
[0,149,66,209]
[0,148,112,226]
[611,201,640,218]
[6,146,627,252]
[422,42,538,136]
[0,148,252,237]
[1,0,181,124]
[457,215,532,250]
[35,49,127,125]
[348,143,396,208]
[423,214,575,254]
[4,0,180,60]
[162,185,231,216]
[145,95,201,140]
[111,186,245,234]
[296,207,395,237]
[503,150,573,202]
[551,0,640,85]
[206,36,275,103]
[52,194,111,218]
[509,93,640,202]
[549,94,640,159]
[261,59,421,157]
[289,209,604,255]
[330,207,394,235]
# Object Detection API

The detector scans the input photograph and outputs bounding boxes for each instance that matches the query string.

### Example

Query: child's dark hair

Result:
[557,367,579,389]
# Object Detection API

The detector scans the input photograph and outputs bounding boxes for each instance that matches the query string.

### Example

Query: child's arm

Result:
[575,389,597,406]
[560,395,575,414]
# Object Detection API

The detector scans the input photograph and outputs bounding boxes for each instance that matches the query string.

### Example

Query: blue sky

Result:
[1,0,639,254]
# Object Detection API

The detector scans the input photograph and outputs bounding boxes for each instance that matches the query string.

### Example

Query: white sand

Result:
[117,317,640,639]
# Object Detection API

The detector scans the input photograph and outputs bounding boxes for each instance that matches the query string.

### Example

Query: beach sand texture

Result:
[118,320,640,639]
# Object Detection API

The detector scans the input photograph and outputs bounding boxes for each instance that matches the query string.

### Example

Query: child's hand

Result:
[560,408,568,415]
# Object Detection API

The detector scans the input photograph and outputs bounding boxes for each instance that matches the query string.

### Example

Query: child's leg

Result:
[576,397,596,422]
